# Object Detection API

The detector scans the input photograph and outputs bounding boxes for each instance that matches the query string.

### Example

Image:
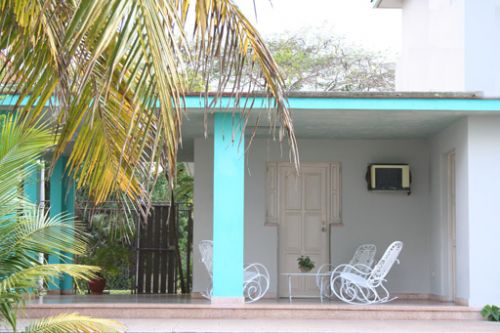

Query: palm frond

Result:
[0,264,99,293]
[0,0,298,209]
[0,105,124,333]
[24,313,125,333]
[0,115,54,211]
[0,210,88,260]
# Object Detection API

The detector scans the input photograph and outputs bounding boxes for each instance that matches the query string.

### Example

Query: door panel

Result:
[304,213,323,252]
[284,170,301,210]
[304,173,322,210]
[284,213,301,250]
[278,164,329,297]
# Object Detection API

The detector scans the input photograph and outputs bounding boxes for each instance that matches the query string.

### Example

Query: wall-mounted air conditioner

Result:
[366,164,411,194]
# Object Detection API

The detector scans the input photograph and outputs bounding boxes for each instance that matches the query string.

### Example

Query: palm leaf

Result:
[0,115,54,208]
[0,264,99,293]
[0,105,125,333]
[0,0,298,209]
[24,313,125,333]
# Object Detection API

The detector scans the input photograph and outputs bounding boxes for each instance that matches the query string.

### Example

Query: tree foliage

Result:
[268,32,395,92]
[187,31,395,92]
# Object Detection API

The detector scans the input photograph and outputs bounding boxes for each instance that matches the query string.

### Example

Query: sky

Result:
[234,0,402,60]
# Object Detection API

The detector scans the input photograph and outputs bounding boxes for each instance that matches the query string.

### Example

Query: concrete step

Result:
[22,302,482,321]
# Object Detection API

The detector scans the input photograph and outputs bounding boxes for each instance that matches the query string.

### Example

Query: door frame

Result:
[446,150,457,302]
[275,162,332,297]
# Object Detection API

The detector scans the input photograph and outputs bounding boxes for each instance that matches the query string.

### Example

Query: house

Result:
[4,0,500,310]
[189,0,500,307]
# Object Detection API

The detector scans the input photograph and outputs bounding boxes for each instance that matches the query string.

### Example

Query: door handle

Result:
[321,221,327,232]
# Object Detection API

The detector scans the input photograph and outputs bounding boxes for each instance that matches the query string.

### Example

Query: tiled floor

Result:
[29,294,456,306]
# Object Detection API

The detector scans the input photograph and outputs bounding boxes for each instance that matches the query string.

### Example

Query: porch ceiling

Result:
[181,108,475,141]
[180,92,500,142]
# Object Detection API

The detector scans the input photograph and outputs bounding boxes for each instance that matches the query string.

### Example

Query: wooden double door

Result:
[278,164,329,297]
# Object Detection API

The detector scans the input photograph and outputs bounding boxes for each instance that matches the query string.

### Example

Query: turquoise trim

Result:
[2,94,500,111]
[179,96,500,112]
[212,113,245,298]
[48,157,75,292]
[0,95,57,107]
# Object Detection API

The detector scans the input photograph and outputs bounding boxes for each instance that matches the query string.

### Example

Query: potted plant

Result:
[297,255,315,272]
[78,213,134,295]
[87,272,106,295]
[85,244,132,294]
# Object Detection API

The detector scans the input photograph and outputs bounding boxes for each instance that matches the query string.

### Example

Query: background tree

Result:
[269,32,395,92]
[187,30,395,92]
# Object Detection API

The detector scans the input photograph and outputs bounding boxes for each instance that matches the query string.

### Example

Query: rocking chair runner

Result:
[330,241,403,305]
[199,240,270,303]
[316,244,376,299]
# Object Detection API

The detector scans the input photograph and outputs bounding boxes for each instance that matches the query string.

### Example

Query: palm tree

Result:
[0,0,298,209]
[0,114,124,332]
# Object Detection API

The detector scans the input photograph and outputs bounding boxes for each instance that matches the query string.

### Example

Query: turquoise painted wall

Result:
[212,113,245,298]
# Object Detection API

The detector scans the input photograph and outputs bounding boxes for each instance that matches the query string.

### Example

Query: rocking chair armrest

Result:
[331,263,373,278]
[352,263,373,275]
[244,263,270,281]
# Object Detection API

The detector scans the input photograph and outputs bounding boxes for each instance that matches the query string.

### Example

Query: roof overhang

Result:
[371,0,403,9]
[179,91,500,141]
[3,91,500,162]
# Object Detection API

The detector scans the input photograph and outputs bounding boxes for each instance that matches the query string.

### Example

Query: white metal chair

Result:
[316,244,376,299]
[199,240,270,303]
[330,241,403,305]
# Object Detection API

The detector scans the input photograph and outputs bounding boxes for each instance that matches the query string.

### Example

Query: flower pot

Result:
[299,267,312,273]
[88,276,106,295]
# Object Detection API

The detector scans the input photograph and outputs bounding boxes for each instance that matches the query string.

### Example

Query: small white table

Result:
[281,272,331,303]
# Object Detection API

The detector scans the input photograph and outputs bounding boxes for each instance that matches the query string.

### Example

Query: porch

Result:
[182,92,500,307]
[23,295,480,320]
[7,91,500,308]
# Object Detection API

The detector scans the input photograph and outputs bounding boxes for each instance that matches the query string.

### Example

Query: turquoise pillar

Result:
[49,157,75,294]
[212,113,245,302]
[24,164,41,205]
[24,164,42,282]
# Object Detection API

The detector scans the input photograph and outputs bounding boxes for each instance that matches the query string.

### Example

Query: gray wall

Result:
[193,137,433,296]
[467,116,500,306]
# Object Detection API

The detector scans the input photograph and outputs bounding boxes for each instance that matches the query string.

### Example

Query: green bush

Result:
[481,305,500,321]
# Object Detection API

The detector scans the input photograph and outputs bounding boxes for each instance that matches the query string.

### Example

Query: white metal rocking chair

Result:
[316,244,376,299]
[330,241,403,305]
[199,240,270,303]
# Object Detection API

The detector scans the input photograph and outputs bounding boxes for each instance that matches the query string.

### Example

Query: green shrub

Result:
[481,305,500,321]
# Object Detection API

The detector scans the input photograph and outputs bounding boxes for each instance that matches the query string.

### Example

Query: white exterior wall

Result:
[467,116,500,307]
[397,0,465,92]
[429,116,500,306]
[429,119,469,301]
[193,138,432,296]
[397,0,500,96]
[464,0,500,96]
